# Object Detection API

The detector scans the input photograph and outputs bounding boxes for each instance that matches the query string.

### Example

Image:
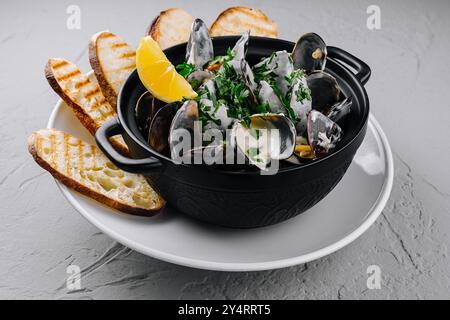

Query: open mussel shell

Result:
[326,96,352,124]
[306,71,341,114]
[231,114,296,170]
[148,102,180,156]
[169,100,202,162]
[292,33,327,73]
[231,31,250,62]
[307,110,343,157]
[135,91,166,138]
[186,19,214,69]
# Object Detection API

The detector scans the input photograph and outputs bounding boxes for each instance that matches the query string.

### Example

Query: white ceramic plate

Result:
[48,98,393,272]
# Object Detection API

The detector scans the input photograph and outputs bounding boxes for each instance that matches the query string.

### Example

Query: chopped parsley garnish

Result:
[271,84,297,121]
[296,85,312,103]
[176,63,195,78]
[185,46,311,130]
[198,100,222,127]
[253,102,270,114]
[208,48,234,67]
[213,60,252,123]
[286,70,312,104]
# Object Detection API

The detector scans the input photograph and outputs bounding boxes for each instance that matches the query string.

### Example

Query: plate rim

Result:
[47,98,394,272]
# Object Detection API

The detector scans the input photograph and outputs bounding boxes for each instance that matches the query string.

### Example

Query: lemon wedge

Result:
[136,36,197,103]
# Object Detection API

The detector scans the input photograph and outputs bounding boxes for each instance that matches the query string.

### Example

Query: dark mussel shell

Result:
[148,102,180,156]
[307,110,343,157]
[292,33,327,73]
[135,92,166,138]
[326,96,353,124]
[306,71,341,114]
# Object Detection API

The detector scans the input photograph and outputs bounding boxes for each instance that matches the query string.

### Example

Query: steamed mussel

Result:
[292,33,327,73]
[138,18,352,171]
[306,70,341,114]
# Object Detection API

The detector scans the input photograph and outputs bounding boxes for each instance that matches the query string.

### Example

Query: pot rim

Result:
[117,36,370,176]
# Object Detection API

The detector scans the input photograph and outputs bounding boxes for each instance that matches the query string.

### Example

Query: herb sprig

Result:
[213,60,252,126]
[176,63,195,78]
[208,48,234,68]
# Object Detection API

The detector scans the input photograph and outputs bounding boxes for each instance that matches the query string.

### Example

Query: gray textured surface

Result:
[1,0,449,299]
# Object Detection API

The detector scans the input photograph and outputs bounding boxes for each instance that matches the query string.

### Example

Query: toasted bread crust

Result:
[147,13,162,39]
[147,8,194,49]
[28,131,165,216]
[89,31,119,109]
[210,6,278,38]
[45,59,128,155]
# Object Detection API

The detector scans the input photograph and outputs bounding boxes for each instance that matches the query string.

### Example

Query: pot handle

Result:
[95,118,163,174]
[327,46,371,86]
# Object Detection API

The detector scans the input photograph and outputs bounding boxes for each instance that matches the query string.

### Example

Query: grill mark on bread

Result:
[90,98,111,114]
[57,70,81,82]
[89,100,102,112]
[63,133,71,175]
[78,141,85,181]
[111,43,128,49]
[100,33,115,39]
[91,145,97,189]
[122,64,136,71]
[52,60,69,69]
[50,132,57,169]
[98,105,115,119]
[89,31,137,113]
[75,78,90,89]
[45,58,129,155]
[85,87,101,99]
[28,130,165,215]
[106,109,115,118]
[120,51,136,59]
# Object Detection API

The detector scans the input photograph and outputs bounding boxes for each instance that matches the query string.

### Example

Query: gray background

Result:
[1,0,449,299]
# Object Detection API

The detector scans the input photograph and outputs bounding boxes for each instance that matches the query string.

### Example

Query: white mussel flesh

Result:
[231,114,296,170]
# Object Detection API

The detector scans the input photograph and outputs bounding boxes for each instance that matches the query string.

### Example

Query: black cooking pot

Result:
[95,36,371,228]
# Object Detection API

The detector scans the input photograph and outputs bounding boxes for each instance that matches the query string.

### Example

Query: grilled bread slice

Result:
[28,129,165,215]
[210,7,278,38]
[45,58,128,154]
[147,8,194,49]
[89,31,136,109]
